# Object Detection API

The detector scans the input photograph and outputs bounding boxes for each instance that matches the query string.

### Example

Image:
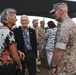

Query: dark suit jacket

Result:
[13,26,37,57]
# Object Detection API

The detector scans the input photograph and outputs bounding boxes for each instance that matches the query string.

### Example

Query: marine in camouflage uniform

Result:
[50,2,76,75]
[56,18,76,75]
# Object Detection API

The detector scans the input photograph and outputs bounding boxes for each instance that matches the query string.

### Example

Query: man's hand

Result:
[50,68,57,75]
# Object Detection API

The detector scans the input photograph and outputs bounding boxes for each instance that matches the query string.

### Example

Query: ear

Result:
[28,21,30,23]
[20,21,21,23]
[59,8,63,15]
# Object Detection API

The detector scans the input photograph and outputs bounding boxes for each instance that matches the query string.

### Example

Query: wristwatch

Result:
[51,66,56,68]
[51,65,57,68]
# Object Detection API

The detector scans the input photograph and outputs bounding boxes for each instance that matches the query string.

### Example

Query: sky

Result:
[15,15,76,28]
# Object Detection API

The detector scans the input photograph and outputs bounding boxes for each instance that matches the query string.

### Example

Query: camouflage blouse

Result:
[55,18,76,75]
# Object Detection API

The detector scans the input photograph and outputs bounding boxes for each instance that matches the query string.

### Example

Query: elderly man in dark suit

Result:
[13,15,37,75]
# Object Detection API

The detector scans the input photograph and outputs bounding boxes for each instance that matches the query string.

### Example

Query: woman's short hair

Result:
[0,8,16,25]
[47,21,56,28]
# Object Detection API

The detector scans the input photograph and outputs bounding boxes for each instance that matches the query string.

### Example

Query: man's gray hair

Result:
[20,15,29,21]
